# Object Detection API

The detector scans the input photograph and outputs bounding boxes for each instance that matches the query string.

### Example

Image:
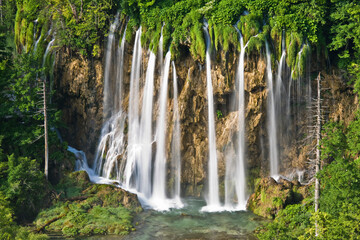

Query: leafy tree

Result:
[0,193,16,240]
[329,0,360,95]
[6,154,48,220]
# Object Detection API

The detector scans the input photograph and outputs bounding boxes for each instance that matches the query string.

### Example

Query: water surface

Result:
[85,198,265,240]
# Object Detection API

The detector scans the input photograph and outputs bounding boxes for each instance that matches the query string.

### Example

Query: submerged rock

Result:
[246,177,310,219]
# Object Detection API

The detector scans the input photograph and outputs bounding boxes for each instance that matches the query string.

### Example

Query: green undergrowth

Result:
[36,201,134,237]
[257,113,360,239]
[34,171,141,238]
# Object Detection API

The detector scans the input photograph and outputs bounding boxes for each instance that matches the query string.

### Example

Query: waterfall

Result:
[138,51,156,198]
[266,41,279,179]
[224,26,247,210]
[93,17,126,179]
[171,61,183,207]
[202,22,221,212]
[42,38,55,67]
[69,146,117,185]
[103,13,120,120]
[151,51,171,210]
[124,27,142,189]
[275,35,286,108]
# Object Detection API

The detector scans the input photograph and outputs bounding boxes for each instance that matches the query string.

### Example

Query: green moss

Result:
[20,18,27,47]
[272,197,284,208]
[26,22,34,52]
[260,188,267,203]
[14,11,22,50]
[35,201,134,237]
[239,12,262,44]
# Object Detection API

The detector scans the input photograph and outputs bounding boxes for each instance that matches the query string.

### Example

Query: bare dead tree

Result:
[37,79,49,179]
[314,73,321,237]
[44,79,48,179]
[305,73,323,236]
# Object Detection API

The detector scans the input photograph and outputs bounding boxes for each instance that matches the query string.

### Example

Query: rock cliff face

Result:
[54,38,358,198]
[54,48,104,162]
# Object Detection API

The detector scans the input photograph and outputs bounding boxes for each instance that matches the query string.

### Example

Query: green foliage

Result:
[321,121,347,161]
[319,157,360,217]
[347,112,360,157]
[0,193,15,240]
[300,207,360,239]
[6,154,48,220]
[0,192,49,240]
[216,110,223,119]
[257,204,312,240]
[329,0,360,96]
[35,172,137,237]
[259,114,360,239]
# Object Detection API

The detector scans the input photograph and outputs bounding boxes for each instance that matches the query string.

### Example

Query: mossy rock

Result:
[35,171,142,237]
[55,171,91,199]
[84,184,142,211]
[247,177,309,219]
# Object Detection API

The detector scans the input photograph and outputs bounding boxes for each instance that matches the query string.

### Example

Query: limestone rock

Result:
[246,177,310,219]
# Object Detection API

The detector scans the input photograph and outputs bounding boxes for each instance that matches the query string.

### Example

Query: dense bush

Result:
[257,113,360,239]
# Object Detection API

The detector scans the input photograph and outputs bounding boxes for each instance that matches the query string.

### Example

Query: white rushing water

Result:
[124,27,142,189]
[266,41,279,179]
[103,13,120,120]
[202,21,221,212]
[151,51,171,210]
[93,16,126,179]
[138,51,156,198]
[224,26,248,211]
[42,38,55,67]
[275,34,286,108]
[171,61,183,207]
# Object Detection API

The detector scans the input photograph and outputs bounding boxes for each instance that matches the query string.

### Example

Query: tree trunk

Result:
[0,0,3,25]
[315,73,321,237]
[44,80,49,179]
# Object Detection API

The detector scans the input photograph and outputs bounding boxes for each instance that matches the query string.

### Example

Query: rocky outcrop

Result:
[54,48,104,161]
[247,177,310,219]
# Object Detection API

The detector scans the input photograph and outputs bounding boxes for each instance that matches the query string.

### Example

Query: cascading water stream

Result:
[124,27,142,189]
[202,21,221,212]
[275,35,286,108]
[265,41,279,179]
[92,16,126,178]
[42,38,55,67]
[103,13,120,120]
[137,51,156,198]
[171,61,183,207]
[224,26,249,211]
[151,51,171,210]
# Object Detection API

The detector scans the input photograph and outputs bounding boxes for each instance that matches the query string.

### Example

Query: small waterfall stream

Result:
[171,61,183,207]
[266,41,279,179]
[124,27,142,189]
[202,22,221,212]
[224,26,249,210]
[138,51,156,198]
[151,51,171,210]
